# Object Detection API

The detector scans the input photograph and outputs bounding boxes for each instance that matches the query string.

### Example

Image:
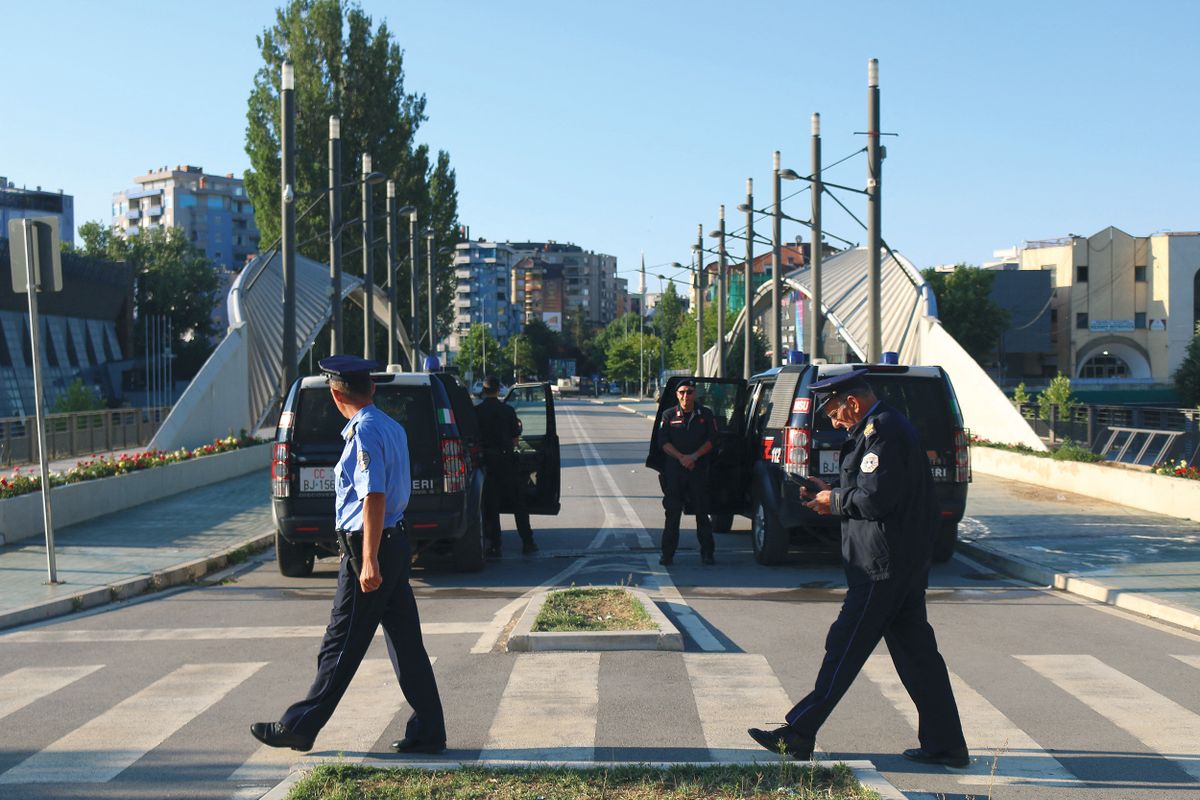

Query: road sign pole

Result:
[21,221,58,584]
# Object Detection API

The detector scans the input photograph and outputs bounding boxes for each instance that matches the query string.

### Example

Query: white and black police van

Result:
[271,367,559,576]
[646,357,970,565]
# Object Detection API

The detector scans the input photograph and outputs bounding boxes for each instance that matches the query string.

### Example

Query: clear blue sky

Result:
[4,1,1196,290]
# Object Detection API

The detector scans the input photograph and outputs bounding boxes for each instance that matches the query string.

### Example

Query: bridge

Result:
[150,246,1043,451]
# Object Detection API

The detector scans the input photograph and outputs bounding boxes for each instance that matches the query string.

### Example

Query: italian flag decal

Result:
[438,408,454,424]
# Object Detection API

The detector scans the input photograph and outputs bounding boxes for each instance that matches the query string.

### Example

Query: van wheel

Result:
[454,494,486,572]
[710,514,734,533]
[751,499,789,565]
[933,521,957,563]
[276,529,314,577]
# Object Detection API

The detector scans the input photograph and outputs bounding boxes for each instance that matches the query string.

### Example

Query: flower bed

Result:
[0,433,261,499]
[1152,459,1200,481]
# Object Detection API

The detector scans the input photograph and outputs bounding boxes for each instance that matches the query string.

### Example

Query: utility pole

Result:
[280,61,297,393]
[386,180,398,365]
[695,223,705,376]
[408,210,418,355]
[866,58,883,363]
[810,112,823,360]
[426,228,435,358]
[771,151,782,367]
[716,205,726,378]
[361,153,375,361]
[639,252,646,398]
[743,177,754,379]
[328,115,342,354]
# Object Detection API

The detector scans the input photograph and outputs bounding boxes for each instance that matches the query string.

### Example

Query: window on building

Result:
[1076,265,1089,282]
[177,194,197,208]
[207,196,224,209]
[0,323,10,367]
[1080,353,1129,379]
[84,326,98,365]
[43,320,59,367]
[1076,312,1089,329]
[65,326,79,367]
[1050,308,1058,324]
[1135,266,1147,282]
[1135,312,1147,329]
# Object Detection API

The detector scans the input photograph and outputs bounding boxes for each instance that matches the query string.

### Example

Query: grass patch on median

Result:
[286,764,879,800]
[533,587,656,632]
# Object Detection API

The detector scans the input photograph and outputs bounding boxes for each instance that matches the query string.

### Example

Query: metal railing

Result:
[0,407,172,468]
[1015,402,1200,466]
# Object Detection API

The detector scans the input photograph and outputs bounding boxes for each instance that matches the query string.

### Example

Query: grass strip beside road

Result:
[287,764,879,800]
[533,588,657,632]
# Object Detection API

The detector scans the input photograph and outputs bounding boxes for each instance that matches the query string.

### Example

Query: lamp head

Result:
[364,171,386,186]
[780,168,802,181]
[736,203,751,213]
[397,204,415,215]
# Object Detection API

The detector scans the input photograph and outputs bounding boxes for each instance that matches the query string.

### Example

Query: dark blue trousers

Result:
[281,531,445,744]
[661,462,714,559]
[784,566,966,754]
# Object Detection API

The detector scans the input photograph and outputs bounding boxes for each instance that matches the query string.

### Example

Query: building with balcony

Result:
[0,177,74,243]
[449,240,516,354]
[112,165,259,269]
[507,241,618,328]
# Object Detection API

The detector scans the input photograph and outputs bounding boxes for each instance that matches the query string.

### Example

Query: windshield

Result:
[293,385,439,471]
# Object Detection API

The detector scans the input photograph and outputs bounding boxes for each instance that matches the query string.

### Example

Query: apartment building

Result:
[449,240,516,353]
[508,241,618,328]
[0,177,74,243]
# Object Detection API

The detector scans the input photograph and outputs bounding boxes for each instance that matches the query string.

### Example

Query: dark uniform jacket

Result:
[828,401,936,585]
[659,404,717,462]
[474,396,521,455]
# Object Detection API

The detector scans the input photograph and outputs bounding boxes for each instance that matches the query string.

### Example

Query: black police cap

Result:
[809,367,871,398]
[318,355,381,380]
[677,378,697,389]
[482,375,501,392]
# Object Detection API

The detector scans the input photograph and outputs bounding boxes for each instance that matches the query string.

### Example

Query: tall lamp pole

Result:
[742,178,754,379]
[771,151,783,366]
[866,58,883,363]
[407,210,418,355]
[810,112,823,360]
[714,205,727,377]
[695,223,705,376]
[425,228,435,357]
[361,153,375,361]
[328,115,342,354]
[639,252,646,398]
[280,61,297,394]
[386,180,398,365]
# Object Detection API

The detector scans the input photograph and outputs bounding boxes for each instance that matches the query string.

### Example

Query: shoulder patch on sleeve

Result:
[358,449,370,471]
[860,451,879,473]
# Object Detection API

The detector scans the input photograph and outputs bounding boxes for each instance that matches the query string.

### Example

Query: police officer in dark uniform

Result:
[748,368,968,767]
[251,356,446,755]
[658,378,717,566]
[474,375,536,557]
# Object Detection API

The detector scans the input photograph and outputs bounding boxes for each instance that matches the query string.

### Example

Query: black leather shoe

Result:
[701,553,716,565]
[391,736,447,754]
[902,746,971,768]
[747,725,814,759]
[250,721,314,752]
[522,540,539,554]
[658,554,672,566]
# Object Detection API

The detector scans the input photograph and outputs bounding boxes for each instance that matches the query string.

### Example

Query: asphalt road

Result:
[0,399,1197,800]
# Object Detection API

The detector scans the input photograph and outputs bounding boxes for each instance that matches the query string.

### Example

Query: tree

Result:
[1174,322,1200,407]
[1037,372,1078,421]
[503,332,539,383]
[517,319,560,379]
[669,298,768,374]
[605,333,662,385]
[455,324,501,380]
[244,0,459,362]
[653,282,686,352]
[921,265,1010,366]
[77,222,219,378]
[52,379,107,413]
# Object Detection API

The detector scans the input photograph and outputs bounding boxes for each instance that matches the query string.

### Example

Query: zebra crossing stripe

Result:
[229,658,434,783]
[862,654,1080,786]
[0,623,484,643]
[0,665,103,722]
[0,662,265,784]
[482,653,599,761]
[1017,654,1200,783]
[684,654,793,762]
[1172,654,1200,671]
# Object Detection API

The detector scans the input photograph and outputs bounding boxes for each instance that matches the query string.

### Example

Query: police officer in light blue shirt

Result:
[252,356,446,755]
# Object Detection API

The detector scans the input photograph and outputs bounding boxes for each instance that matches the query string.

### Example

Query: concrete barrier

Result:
[970,445,1200,523]
[0,443,271,546]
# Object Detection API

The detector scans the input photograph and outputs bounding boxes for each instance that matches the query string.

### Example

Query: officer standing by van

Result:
[657,378,717,566]
[747,368,968,767]
[475,375,537,557]
[251,356,446,755]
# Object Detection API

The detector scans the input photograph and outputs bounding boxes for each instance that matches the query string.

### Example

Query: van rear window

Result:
[293,386,438,469]
[812,376,955,451]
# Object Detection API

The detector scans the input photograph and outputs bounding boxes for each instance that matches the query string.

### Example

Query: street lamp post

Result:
[639,252,646,397]
[328,115,342,354]
[741,178,754,378]
[810,112,823,360]
[695,223,705,376]
[425,228,435,356]
[771,151,783,367]
[407,210,419,355]
[866,58,883,363]
[361,153,376,361]
[280,61,297,395]
[386,180,398,365]
[714,206,726,377]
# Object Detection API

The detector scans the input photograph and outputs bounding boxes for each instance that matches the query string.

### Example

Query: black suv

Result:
[646,363,970,565]
[271,369,560,576]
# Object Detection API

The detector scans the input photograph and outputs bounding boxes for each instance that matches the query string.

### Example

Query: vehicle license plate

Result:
[818,450,840,475]
[300,466,336,493]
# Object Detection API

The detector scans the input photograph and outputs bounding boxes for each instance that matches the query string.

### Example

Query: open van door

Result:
[646,376,748,523]
[502,382,560,515]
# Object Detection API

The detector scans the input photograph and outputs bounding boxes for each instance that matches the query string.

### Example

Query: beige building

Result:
[1014,226,1200,383]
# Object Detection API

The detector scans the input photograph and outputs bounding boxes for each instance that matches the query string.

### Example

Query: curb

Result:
[616,403,655,420]
[958,539,1200,633]
[0,532,274,632]
[507,586,683,652]
[263,758,904,800]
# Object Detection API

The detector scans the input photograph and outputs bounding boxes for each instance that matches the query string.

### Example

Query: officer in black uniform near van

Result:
[748,368,968,767]
[474,375,536,557]
[657,378,717,566]
[251,356,446,755]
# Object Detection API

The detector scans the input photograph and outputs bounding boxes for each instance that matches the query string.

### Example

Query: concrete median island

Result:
[508,586,683,652]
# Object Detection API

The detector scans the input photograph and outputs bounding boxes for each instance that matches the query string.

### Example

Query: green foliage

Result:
[1174,322,1200,407]
[921,264,1010,365]
[604,332,663,384]
[503,333,539,382]
[1153,458,1200,480]
[52,379,107,413]
[1037,372,1078,421]
[1049,439,1103,462]
[76,223,219,378]
[652,282,686,351]
[1012,382,1030,405]
[244,0,459,361]
[455,324,501,380]
[669,299,768,374]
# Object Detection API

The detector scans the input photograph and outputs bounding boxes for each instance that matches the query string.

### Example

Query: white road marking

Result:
[565,408,723,651]
[0,662,265,784]
[1,623,485,644]
[229,657,434,784]
[684,653,794,761]
[1017,654,1200,782]
[0,665,103,722]
[482,653,599,761]
[862,654,1080,786]
[1172,654,1200,670]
